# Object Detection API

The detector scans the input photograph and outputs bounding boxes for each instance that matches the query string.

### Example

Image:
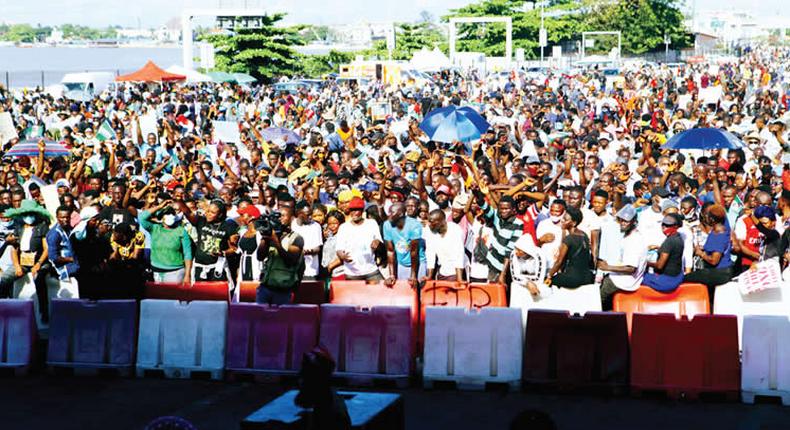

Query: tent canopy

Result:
[116,61,186,83]
[165,65,212,84]
[409,47,452,72]
[207,71,237,83]
[232,72,257,84]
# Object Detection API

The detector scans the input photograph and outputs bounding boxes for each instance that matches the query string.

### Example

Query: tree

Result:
[200,14,304,83]
[364,22,447,61]
[443,0,690,58]
[299,50,356,77]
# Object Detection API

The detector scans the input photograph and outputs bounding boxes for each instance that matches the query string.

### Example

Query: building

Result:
[693,32,720,56]
[45,27,63,44]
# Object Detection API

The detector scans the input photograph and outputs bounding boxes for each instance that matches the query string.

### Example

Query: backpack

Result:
[261,232,305,292]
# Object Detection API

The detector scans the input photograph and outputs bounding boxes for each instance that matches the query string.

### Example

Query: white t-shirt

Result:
[607,230,648,292]
[335,219,382,277]
[424,222,465,278]
[291,220,323,277]
[535,218,563,267]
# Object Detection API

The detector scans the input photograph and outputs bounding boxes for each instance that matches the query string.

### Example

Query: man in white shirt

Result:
[598,205,647,310]
[291,200,323,280]
[335,197,384,282]
[536,200,566,268]
[423,209,465,281]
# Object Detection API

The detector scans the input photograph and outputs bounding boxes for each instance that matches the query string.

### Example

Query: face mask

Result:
[642,192,652,201]
[662,226,679,237]
[0,220,13,229]
[163,214,177,227]
[22,215,35,225]
[550,215,563,224]
[405,172,418,182]
[437,199,449,210]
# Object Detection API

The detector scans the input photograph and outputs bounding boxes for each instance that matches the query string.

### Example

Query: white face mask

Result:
[550,215,563,224]
[22,215,35,225]
[163,214,177,227]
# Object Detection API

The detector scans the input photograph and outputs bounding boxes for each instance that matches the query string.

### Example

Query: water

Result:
[0,46,183,89]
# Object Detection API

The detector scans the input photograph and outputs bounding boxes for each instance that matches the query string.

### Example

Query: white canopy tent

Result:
[165,65,212,84]
[409,48,452,72]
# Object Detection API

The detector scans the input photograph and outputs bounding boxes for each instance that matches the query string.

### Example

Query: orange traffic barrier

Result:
[613,283,710,335]
[630,313,740,400]
[144,281,229,302]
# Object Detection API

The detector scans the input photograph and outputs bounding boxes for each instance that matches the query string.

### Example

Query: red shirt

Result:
[741,216,764,266]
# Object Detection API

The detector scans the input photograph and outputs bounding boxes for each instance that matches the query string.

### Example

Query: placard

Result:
[212,120,241,143]
[0,112,18,145]
[738,258,782,295]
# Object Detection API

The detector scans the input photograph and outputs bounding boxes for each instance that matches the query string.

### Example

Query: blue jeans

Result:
[256,285,293,305]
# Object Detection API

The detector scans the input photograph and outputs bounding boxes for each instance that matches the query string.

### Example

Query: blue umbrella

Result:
[419,105,491,143]
[661,128,744,150]
[258,127,302,146]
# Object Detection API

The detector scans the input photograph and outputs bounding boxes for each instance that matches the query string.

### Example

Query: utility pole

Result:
[539,2,545,65]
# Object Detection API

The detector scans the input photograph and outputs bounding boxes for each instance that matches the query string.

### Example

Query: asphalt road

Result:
[2,374,790,430]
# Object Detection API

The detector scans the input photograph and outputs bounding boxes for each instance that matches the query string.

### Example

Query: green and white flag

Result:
[96,120,114,142]
[24,125,44,139]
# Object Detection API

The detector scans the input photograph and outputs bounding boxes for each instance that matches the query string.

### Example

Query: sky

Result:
[0,0,786,28]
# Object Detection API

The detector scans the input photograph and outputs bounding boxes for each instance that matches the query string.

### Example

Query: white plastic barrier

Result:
[714,281,790,347]
[741,315,790,405]
[510,283,602,326]
[13,274,77,329]
[423,307,522,390]
[136,299,227,380]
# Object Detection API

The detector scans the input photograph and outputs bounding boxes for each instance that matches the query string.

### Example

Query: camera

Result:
[255,212,283,236]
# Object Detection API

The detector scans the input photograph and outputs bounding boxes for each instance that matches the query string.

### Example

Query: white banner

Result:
[738,258,782,295]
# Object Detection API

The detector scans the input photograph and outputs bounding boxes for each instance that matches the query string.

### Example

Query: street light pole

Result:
[664,32,670,62]
[540,2,545,65]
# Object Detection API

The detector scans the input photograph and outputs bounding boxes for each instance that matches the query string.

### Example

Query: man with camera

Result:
[255,206,305,305]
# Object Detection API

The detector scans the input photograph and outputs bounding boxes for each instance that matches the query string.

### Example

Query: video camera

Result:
[255,211,284,236]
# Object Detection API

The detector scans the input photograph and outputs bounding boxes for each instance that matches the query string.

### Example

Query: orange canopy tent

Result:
[115,61,186,83]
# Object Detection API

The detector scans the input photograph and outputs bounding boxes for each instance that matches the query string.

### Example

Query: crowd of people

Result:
[0,46,789,324]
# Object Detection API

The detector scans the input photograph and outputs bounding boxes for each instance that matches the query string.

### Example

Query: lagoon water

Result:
[0,46,182,88]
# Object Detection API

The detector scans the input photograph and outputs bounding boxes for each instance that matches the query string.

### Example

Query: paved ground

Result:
[3,374,790,430]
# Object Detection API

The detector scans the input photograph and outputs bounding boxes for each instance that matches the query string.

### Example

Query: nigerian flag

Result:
[96,120,114,142]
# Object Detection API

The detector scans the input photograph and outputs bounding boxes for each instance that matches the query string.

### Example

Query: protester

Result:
[545,206,594,289]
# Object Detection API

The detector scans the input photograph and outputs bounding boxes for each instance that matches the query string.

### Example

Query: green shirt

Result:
[139,210,193,270]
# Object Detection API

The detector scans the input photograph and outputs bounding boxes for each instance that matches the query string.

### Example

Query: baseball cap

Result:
[238,205,261,219]
[348,197,365,210]
[615,204,637,222]
[651,186,670,198]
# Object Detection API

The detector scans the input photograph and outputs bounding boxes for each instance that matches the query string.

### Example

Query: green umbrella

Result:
[232,73,257,84]
[207,71,237,83]
[4,199,51,222]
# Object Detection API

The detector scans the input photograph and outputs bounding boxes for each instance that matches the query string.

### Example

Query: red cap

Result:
[238,205,261,219]
[348,197,365,210]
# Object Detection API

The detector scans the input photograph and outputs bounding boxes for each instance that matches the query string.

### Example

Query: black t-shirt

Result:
[659,233,684,277]
[14,222,49,263]
[99,206,136,228]
[194,217,239,265]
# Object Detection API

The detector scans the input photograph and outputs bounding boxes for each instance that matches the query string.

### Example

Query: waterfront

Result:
[0,46,182,88]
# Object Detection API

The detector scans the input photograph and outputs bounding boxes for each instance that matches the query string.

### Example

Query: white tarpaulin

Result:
[409,48,452,72]
[165,65,212,84]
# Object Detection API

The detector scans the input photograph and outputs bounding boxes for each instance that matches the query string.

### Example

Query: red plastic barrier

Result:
[225,303,319,374]
[613,283,710,335]
[47,300,137,370]
[630,313,740,400]
[0,299,36,372]
[238,280,326,304]
[523,310,629,391]
[144,281,229,302]
[319,304,413,380]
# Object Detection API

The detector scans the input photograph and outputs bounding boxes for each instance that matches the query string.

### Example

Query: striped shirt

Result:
[480,202,524,275]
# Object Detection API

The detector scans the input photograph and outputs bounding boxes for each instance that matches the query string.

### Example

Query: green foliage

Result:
[299,50,357,77]
[59,24,117,40]
[443,0,691,58]
[0,24,50,43]
[200,14,304,83]
[363,22,447,61]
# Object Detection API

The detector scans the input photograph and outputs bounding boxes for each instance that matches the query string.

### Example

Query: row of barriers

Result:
[2,278,790,403]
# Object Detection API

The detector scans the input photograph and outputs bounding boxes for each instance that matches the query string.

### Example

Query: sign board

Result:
[385,26,396,54]
[699,85,723,105]
[199,43,215,70]
[584,39,595,48]
[539,28,548,48]
[212,120,241,143]
[370,101,391,122]
[0,112,18,145]
[739,259,782,295]
[552,46,562,59]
